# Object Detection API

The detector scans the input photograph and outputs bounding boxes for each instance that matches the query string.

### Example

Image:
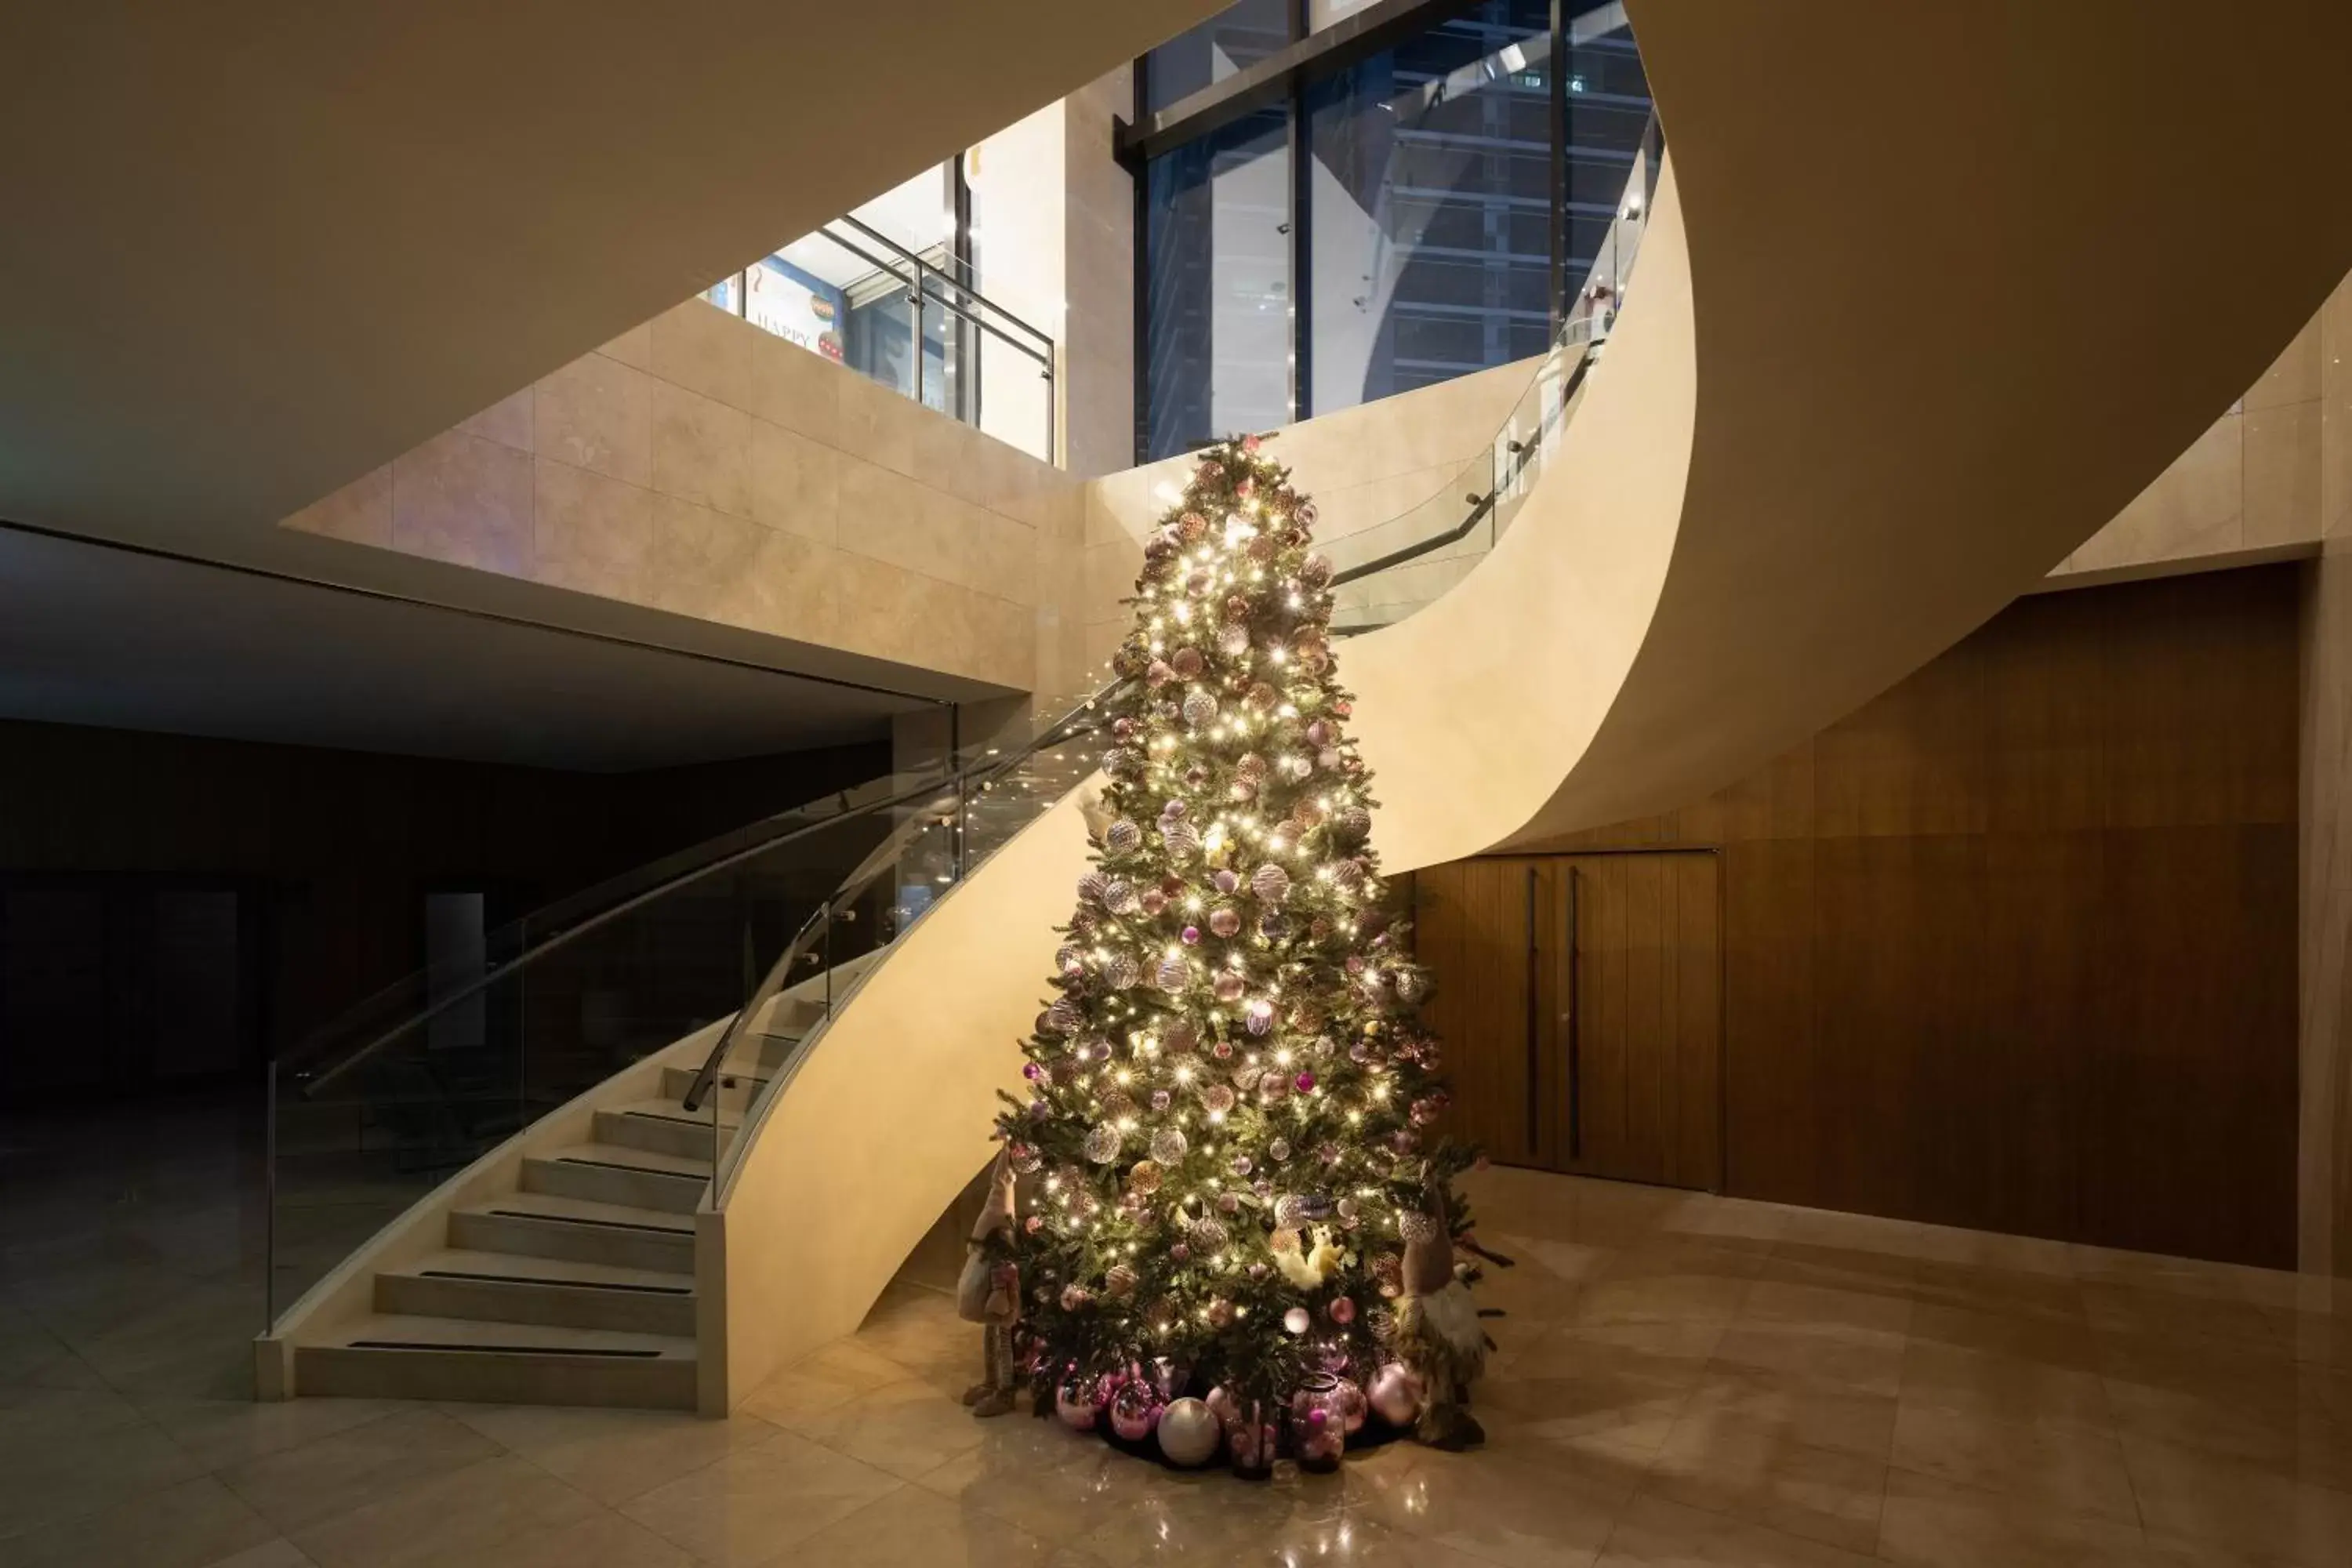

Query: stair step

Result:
[296,1313,694,1408]
[376,1248,696,1336]
[448,1192,695,1273]
[754,1031,808,1070]
[521,1143,709,1214]
[593,1099,733,1160]
[659,1062,770,1109]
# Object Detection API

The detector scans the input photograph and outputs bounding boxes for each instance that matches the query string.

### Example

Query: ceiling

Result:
[0,2,1219,557]
[0,526,930,771]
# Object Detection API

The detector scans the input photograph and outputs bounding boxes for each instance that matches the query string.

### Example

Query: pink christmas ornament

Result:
[1367,1363,1424,1426]
[1057,1380,1102,1431]
[1109,1381,1160,1442]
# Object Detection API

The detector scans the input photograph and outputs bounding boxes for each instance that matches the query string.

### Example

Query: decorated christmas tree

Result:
[963,435,1493,1474]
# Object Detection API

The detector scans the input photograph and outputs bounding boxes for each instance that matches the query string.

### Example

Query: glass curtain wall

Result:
[1143,0,1295,112]
[1141,107,1294,462]
[1138,0,1651,459]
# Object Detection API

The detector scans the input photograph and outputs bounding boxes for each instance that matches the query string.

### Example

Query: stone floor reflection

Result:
[4,1111,2350,1566]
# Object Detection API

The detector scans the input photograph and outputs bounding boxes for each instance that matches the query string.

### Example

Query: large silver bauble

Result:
[1156,1397,1221,1467]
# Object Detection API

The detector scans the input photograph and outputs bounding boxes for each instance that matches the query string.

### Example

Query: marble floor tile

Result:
[2100,1368,2352,1490]
[1896,1339,2114,1432]
[456,1512,693,1568]
[1887,1400,2139,1522]
[0,1400,205,1537]
[617,1427,903,1565]
[1709,1320,1907,1397]
[793,1481,1064,1566]
[1872,1467,2153,1568]
[213,1408,503,1535]
[2122,1432,2352,1566]
[1592,1492,1878,1567]
[285,1454,602,1568]
[1907,1260,2086,1323]
[138,1395,398,1472]
[1643,1406,1890,1552]
[0,1474,278,1568]
[1752,1243,1922,1302]
[1904,1300,2101,1368]
[1345,1445,1628,1568]
[198,1544,321,1568]
[1573,1272,1751,1333]
[911,1413,1176,1544]
[737,1340,911,1428]
[1671,1363,1898,1460]
[2082,1283,2297,1356]
[789,1376,996,1482]
[1741,1279,1915,1338]
[445,1403,786,1505]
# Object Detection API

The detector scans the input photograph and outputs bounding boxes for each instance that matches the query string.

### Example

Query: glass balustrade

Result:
[703,216,1056,465]
[1319,111,1660,633]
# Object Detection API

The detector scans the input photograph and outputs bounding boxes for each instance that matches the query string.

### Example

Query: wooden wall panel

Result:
[2081,826,2298,1265]
[1668,854,1724,1191]
[1418,859,1543,1167]
[1450,564,2301,1266]
[1720,838,1817,1206]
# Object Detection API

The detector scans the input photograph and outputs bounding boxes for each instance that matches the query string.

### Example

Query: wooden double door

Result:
[1414,852,1722,1189]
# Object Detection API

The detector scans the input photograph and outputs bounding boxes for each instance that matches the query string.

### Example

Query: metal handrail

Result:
[294,770,946,1099]
[812,225,1054,372]
[831,212,1054,358]
[679,679,1129,1113]
[1327,339,1602,592]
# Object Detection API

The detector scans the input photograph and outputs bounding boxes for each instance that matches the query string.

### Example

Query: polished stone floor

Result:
[4,1101,2351,1566]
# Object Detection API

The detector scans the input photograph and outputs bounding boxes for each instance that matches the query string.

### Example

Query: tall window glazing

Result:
[1143,0,1294,112]
[1142,107,1294,462]
[1308,2,1554,412]
[1135,0,1652,459]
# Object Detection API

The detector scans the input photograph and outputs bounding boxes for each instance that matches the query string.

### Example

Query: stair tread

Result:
[537,1141,712,1181]
[458,1190,695,1234]
[610,1097,737,1131]
[391,1248,694,1292]
[316,1312,695,1359]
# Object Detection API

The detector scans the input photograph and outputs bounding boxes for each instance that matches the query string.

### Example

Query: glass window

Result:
[1305,1,1556,414]
[1133,0,1653,455]
[1141,107,1293,461]
[1144,0,1295,114]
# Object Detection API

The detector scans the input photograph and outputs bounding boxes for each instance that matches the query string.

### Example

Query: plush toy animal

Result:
[1390,1173,1486,1449]
[955,1148,1022,1417]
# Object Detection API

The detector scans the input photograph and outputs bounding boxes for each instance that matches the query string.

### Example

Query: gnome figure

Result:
[956,1148,1022,1417]
[1392,1174,1487,1449]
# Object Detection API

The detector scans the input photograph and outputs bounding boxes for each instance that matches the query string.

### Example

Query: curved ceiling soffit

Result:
[1356,0,2352,859]
[0,1,1230,550]
[1516,0,2352,841]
